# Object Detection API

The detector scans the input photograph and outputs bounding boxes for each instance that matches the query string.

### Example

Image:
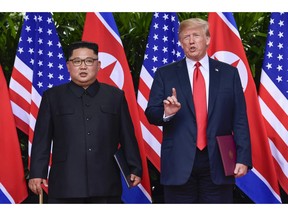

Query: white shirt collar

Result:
[185,54,209,71]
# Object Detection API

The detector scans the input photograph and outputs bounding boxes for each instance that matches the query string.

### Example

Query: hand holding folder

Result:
[114,148,134,188]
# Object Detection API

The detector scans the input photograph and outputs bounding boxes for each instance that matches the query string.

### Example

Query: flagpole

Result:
[39,189,43,204]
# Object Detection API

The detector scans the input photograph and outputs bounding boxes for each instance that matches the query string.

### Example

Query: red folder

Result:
[216,135,236,176]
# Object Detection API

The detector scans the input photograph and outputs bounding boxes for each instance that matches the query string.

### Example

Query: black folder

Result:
[114,148,133,188]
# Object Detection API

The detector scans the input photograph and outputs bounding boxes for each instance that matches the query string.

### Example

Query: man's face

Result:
[180,26,210,61]
[66,48,101,89]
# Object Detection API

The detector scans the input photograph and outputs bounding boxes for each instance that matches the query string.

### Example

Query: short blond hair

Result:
[178,18,210,38]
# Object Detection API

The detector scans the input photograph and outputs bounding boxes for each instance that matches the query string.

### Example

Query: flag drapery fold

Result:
[0,65,28,204]
[207,12,282,203]
[258,12,288,195]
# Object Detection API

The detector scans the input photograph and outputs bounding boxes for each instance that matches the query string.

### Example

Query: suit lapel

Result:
[208,58,221,119]
[176,58,196,116]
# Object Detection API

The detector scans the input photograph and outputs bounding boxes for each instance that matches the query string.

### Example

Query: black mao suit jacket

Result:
[29,80,142,199]
[145,57,252,186]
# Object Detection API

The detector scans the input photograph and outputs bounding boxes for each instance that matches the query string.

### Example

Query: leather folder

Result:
[216,135,236,176]
[114,148,133,188]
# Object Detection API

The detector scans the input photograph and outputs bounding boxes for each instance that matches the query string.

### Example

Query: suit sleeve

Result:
[29,91,53,179]
[119,92,143,177]
[232,68,252,168]
[145,68,167,126]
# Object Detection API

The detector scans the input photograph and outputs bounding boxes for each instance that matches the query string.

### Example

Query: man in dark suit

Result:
[28,41,142,203]
[145,18,252,203]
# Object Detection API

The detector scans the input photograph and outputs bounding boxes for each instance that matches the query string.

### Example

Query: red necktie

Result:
[193,62,207,150]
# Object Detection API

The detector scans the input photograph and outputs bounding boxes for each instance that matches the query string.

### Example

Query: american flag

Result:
[208,12,281,203]
[9,13,70,173]
[258,12,288,195]
[137,12,184,171]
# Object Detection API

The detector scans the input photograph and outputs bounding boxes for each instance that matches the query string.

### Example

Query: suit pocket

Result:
[217,90,233,102]
[56,108,75,116]
[100,105,117,115]
[52,150,67,163]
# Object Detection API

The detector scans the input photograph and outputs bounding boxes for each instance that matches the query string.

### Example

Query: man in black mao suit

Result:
[145,18,252,203]
[28,41,142,203]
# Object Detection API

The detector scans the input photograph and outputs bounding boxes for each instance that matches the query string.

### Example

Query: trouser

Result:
[48,196,123,204]
[164,148,234,203]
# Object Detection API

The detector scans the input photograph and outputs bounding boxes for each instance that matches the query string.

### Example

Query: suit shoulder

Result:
[155,58,186,78]
[210,57,237,71]
[158,58,185,71]
[43,82,69,95]
[99,82,124,95]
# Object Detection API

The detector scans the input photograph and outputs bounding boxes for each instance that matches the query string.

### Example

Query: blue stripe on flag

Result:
[0,189,12,204]
[99,12,121,38]
[222,12,238,29]
[236,170,281,203]
[120,175,151,203]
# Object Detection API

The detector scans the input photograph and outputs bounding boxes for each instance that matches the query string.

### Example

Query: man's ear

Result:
[206,36,211,47]
[97,61,101,70]
[66,62,71,74]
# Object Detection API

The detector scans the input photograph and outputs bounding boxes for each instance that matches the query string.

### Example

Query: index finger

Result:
[172,88,177,98]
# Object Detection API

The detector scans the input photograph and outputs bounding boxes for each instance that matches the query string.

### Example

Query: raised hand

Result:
[163,88,181,117]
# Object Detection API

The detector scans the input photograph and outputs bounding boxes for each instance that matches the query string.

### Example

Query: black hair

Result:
[66,41,99,60]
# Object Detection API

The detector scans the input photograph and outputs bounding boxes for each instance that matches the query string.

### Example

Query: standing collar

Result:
[68,80,100,97]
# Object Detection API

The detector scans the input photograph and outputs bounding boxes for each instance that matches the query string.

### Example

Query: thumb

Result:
[42,179,48,187]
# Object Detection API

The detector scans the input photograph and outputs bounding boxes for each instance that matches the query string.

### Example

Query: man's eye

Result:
[73,60,81,64]
[184,35,190,40]
[86,59,93,64]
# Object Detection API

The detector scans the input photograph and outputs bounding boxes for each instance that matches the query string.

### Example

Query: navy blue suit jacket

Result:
[145,57,252,185]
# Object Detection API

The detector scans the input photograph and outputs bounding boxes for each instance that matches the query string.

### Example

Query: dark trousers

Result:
[164,148,234,203]
[48,196,122,204]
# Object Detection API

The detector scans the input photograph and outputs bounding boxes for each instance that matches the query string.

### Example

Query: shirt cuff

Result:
[163,113,175,122]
